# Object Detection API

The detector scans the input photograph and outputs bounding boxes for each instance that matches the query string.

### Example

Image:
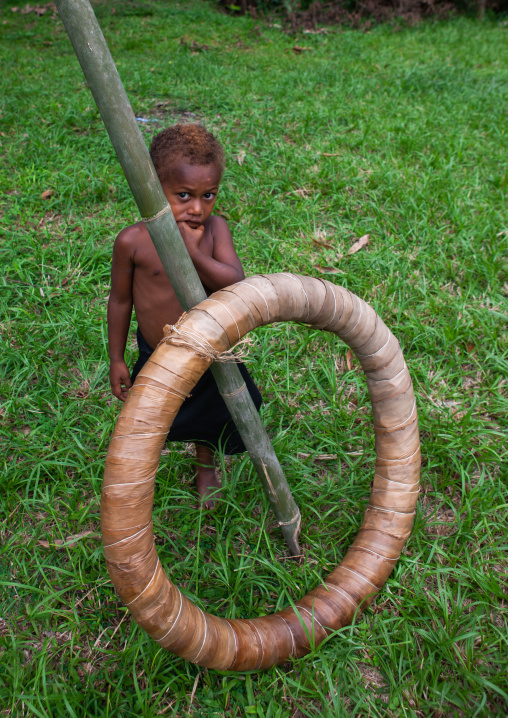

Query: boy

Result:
[107,124,262,508]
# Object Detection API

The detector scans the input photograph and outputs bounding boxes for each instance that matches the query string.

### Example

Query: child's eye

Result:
[203,192,215,200]
[178,192,189,199]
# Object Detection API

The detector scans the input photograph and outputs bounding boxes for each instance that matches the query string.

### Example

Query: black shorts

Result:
[131,329,263,455]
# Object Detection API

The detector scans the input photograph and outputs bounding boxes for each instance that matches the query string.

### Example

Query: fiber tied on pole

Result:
[101,273,420,671]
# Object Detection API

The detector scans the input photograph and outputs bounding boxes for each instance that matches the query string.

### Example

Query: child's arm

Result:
[107,231,134,401]
[178,216,244,291]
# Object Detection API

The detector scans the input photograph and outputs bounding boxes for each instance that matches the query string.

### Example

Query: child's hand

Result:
[177,221,205,254]
[110,360,132,401]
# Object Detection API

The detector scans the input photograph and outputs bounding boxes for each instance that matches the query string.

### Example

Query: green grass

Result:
[1,1,507,715]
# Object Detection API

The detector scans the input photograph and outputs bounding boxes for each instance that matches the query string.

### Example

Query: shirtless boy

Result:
[107,124,261,508]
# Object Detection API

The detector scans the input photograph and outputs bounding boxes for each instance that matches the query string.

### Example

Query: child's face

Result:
[162,162,221,228]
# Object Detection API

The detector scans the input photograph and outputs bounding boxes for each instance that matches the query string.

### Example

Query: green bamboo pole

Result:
[55,0,301,555]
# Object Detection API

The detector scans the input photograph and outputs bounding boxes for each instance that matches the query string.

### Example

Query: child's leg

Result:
[194,444,222,510]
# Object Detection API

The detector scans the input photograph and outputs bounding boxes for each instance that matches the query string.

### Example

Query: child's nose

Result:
[189,199,202,215]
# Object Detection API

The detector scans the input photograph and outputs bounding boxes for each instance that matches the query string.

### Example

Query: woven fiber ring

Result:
[101,273,420,671]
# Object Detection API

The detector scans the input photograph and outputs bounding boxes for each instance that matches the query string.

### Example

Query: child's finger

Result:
[178,221,204,243]
[117,379,131,401]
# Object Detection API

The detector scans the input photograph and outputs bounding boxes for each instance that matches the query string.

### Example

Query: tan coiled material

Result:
[101,273,420,670]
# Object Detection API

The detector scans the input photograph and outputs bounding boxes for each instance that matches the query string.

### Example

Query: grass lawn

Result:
[1,0,507,715]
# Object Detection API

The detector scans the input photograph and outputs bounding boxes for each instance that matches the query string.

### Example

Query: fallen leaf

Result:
[297,452,338,461]
[322,152,341,157]
[313,228,333,249]
[236,150,246,166]
[314,265,344,274]
[346,349,354,370]
[41,189,54,199]
[67,531,97,544]
[312,238,334,249]
[347,233,370,255]
[11,6,19,11]
[38,531,97,549]
[466,342,475,353]
[286,46,313,54]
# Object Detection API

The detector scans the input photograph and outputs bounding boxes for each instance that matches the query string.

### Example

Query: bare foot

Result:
[195,468,222,510]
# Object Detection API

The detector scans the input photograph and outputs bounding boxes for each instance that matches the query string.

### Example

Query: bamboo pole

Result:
[54,0,301,554]
[102,274,420,670]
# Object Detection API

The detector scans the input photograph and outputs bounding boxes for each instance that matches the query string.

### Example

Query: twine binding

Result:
[278,510,301,527]
[141,205,172,223]
[158,314,253,363]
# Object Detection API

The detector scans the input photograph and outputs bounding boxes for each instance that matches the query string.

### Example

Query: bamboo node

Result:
[223,383,247,398]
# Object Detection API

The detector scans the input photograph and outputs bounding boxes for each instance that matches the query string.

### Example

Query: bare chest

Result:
[134,230,214,281]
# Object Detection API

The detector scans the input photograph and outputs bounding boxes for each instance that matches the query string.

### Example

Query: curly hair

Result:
[149,123,225,184]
